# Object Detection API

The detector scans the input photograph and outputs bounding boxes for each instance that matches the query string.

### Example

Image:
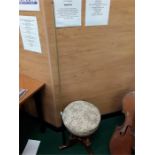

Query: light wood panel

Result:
[19,74,45,105]
[56,0,135,113]
[20,0,134,127]
[19,0,62,127]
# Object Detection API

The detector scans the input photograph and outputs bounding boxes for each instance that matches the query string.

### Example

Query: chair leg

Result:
[59,134,94,155]
[82,137,94,155]
[59,134,77,149]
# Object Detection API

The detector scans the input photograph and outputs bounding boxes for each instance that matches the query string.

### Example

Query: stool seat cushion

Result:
[62,100,101,137]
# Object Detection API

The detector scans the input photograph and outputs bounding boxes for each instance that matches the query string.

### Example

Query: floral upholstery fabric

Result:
[62,100,101,137]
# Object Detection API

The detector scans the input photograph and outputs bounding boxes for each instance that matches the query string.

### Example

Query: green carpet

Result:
[19,112,124,155]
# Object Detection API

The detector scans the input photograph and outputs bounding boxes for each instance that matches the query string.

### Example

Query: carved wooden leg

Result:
[59,134,94,155]
[82,137,94,155]
[59,134,77,149]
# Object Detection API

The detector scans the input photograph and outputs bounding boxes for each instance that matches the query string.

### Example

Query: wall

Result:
[19,0,134,127]
[56,0,135,113]
[19,0,62,127]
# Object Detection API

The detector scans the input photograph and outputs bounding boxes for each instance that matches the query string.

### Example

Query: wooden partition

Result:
[19,0,62,127]
[55,0,135,112]
[20,0,134,127]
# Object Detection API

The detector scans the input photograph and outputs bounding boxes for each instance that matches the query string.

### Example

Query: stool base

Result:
[59,134,94,155]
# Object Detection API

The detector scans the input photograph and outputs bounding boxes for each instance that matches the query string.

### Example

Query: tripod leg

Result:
[82,137,94,155]
[59,134,77,149]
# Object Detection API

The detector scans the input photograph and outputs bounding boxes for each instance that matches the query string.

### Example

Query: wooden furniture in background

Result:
[19,74,45,129]
[19,0,62,127]
[20,0,134,127]
[20,74,45,105]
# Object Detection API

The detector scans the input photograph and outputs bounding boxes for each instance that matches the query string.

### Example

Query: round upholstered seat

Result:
[62,100,101,137]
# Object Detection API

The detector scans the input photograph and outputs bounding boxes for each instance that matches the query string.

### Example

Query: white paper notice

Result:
[85,0,111,26]
[19,16,42,53]
[22,139,41,155]
[19,0,40,11]
[53,0,82,27]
